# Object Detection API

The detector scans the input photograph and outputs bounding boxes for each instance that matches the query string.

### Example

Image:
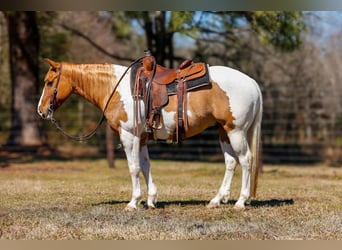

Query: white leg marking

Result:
[140,145,158,208]
[121,130,142,210]
[228,130,252,210]
[208,140,237,208]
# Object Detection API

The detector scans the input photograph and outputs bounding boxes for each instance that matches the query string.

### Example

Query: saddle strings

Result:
[133,55,157,136]
[49,54,156,142]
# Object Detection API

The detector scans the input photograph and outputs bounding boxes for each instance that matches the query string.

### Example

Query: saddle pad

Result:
[153,62,207,85]
[165,64,211,95]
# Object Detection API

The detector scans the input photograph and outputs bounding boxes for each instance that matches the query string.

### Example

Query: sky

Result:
[306,11,342,50]
[309,11,342,36]
[130,11,342,49]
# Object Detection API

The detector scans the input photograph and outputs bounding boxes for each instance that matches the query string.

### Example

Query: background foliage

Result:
[0,11,341,165]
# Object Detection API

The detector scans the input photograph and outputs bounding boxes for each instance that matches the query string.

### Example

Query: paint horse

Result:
[37,57,263,211]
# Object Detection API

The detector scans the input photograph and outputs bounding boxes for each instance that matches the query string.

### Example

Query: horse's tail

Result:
[249,83,263,198]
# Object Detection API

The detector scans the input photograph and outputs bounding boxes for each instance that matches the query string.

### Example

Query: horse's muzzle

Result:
[37,107,51,120]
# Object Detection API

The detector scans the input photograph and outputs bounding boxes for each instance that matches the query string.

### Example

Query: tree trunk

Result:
[6,11,43,146]
[154,11,166,65]
[143,11,174,67]
[143,12,154,59]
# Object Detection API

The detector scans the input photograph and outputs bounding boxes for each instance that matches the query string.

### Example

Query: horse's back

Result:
[209,66,262,130]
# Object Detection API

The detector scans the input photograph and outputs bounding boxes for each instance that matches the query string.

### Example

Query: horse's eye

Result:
[46,81,53,87]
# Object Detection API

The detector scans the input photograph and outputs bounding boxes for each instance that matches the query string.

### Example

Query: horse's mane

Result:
[62,62,118,108]
[64,62,116,85]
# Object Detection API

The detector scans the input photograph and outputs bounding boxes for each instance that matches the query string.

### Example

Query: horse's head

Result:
[37,58,72,120]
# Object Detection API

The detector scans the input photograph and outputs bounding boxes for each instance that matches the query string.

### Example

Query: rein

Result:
[48,54,156,141]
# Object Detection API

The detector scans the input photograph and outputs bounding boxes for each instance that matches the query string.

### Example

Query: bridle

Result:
[47,63,63,123]
[46,53,156,141]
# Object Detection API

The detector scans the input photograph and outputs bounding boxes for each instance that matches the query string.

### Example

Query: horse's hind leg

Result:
[207,128,237,208]
[228,130,252,210]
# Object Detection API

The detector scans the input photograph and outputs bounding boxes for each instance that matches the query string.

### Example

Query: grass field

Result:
[0,156,341,240]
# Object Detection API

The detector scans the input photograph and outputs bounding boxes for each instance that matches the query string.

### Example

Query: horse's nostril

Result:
[37,109,45,119]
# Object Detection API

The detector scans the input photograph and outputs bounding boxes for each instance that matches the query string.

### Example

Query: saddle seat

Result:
[146,58,207,85]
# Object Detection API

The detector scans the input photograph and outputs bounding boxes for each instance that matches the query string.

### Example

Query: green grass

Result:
[0,158,341,239]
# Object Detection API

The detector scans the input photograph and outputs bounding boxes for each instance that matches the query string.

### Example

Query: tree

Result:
[5,11,43,147]
[119,11,306,68]
[0,13,10,134]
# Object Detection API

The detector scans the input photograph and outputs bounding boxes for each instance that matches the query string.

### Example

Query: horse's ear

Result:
[44,58,60,69]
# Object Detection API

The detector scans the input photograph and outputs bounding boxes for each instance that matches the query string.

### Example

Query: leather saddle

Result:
[131,55,210,143]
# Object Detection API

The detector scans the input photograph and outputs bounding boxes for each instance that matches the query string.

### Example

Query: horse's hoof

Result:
[124,205,137,212]
[143,203,156,209]
[233,204,245,211]
[222,197,230,204]
[207,202,220,209]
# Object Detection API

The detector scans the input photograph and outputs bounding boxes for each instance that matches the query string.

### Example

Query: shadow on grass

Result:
[93,198,294,209]
[155,199,294,208]
[93,200,130,206]
[249,198,294,207]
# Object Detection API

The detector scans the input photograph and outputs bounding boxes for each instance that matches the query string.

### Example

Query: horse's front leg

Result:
[121,130,142,211]
[140,145,158,208]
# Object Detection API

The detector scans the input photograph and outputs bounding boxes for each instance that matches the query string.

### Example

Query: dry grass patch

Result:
[0,158,341,239]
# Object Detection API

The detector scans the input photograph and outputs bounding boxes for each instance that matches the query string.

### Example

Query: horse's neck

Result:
[66,63,119,111]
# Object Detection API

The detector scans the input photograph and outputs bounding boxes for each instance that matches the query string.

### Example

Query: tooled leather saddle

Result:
[130,53,210,143]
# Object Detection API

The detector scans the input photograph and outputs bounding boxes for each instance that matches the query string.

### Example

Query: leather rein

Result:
[47,55,156,141]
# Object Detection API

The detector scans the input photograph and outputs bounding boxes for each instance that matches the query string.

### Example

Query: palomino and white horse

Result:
[37,57,262,211]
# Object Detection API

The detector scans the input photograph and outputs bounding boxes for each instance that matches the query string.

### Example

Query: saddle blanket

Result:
[130,62,211,96]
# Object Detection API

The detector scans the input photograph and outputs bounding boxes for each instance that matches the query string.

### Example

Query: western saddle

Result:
[131,52,210,143]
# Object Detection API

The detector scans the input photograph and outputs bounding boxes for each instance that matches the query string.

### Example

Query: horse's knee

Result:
[129,165,141,176]
[237,150,252,169]
[220,141,237,171]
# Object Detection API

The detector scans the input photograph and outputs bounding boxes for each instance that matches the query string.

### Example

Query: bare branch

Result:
[60,23,136,63]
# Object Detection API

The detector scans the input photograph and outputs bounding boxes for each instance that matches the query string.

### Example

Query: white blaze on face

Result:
[37,88,46,118]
